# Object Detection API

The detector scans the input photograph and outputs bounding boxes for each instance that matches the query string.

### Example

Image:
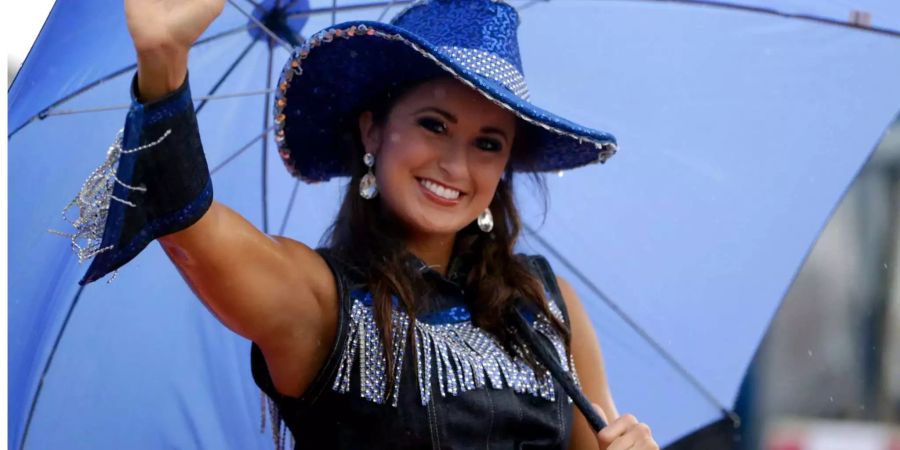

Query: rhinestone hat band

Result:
[439,46,530,100]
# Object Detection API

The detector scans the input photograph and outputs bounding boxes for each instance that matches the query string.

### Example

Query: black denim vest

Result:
[251,248,578,449]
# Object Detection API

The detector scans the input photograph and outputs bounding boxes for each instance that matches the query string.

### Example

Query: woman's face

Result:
[359,77,517,238]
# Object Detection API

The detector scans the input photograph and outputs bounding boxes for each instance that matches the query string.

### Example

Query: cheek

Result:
[374,134,432,190]
[470,161,508,204]
[381,125,431,165]
[475,149,510,178]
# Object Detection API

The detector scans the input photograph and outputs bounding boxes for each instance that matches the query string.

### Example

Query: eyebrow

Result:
[414,106,457,124]
[412,106,510,142]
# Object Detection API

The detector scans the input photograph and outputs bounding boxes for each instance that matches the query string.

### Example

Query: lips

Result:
[416,177,465,206]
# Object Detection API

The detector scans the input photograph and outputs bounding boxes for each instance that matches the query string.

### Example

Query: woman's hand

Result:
[125,0,225,54]
[125,0,225,101]
[592,403,659,450]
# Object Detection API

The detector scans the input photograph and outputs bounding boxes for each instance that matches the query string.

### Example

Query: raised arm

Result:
[125,0,335,346]
[64,0,339,398]
[157,201,336,347]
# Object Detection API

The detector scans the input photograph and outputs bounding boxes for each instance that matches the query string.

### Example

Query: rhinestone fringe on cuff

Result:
[49,128,171,278]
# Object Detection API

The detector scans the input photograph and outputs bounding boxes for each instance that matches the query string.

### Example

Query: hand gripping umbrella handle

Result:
[512,302,608,433]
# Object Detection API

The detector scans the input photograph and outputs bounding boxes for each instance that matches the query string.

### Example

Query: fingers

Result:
[595,413,658,450]
[596,413,637,447]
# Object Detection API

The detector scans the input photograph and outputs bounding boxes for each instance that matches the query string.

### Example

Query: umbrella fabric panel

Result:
[20,260,268,449]
[516,238,734,446]
[515,0,900,444]
[9,0,900,448]
[7,0,247,137]
[8,43,281,450]
[9,2,356,448]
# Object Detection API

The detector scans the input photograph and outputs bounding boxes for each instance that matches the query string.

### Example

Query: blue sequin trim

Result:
[80,179,213,285]
[128,71,194,126]
[419,305,471,324]
[350,289,473,325]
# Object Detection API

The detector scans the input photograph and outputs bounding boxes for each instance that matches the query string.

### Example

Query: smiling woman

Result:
[59,0,657,449]
[357,76,516,239]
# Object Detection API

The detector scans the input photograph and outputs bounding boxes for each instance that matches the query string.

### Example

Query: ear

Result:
[358,111,382,156]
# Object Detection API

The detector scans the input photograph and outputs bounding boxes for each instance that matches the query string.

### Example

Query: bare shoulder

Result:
[256,236,340,399]
[159,202,340,399]
[270,236,338,311]
[555,275,620,448]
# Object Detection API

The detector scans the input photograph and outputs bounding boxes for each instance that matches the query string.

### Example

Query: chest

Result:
[289,289,575,449]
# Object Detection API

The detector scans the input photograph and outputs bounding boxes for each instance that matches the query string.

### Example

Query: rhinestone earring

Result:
[477,208,494,232]
[359,152,377,199]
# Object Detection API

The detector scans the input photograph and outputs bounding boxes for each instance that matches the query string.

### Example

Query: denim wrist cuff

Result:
[59,70,213,285]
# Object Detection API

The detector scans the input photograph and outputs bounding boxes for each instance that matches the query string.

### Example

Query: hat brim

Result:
[274,21,617,183]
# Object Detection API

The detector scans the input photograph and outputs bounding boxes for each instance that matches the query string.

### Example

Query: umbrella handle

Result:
[512,303,608,433]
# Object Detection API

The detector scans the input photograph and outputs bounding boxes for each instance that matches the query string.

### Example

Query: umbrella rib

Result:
[376,0,397,22]
[517,0,546,11]
[286,1,413,19]
[614,0,900,39]
[261,44,275,233]
[278,179,302,235]
[210,124,278,175]
[227,0,294,52]
[17,0,894,140]
[195,39,259,115]
[8,23,253,139]
[36,90,276,117]
[523,225,740,426]
[194,22,256,47]
[18,285,88,450]
[284,0,533,19]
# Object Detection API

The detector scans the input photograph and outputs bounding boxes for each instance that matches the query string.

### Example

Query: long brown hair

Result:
[322,76,570,398]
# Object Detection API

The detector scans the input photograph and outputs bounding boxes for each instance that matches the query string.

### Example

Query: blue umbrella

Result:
[9,1,900,448]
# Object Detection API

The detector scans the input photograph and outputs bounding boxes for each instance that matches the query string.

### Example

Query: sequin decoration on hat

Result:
[274,0,617,183]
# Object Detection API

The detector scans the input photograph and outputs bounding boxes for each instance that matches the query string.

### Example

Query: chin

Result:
[414,218,464,236]
[406,210,468,236]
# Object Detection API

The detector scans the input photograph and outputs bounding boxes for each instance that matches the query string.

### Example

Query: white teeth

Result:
[419,179,460,200]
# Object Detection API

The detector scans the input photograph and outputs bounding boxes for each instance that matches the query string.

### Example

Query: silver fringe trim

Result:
[542,297,581,389]
[260,390,294,450]
[49,129,171,274]
[332,297,577,407]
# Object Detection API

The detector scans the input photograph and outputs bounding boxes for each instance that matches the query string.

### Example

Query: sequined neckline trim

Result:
[332,289,579,407]
[353,290,471,325]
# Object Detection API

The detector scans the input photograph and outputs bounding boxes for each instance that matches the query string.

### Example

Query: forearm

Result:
[135,45,188,103]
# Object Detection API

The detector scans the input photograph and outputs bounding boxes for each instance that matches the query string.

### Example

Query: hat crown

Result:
[390,0,524,74]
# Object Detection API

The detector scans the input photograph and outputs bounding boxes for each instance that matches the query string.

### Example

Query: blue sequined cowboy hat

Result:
[273,0,618,183]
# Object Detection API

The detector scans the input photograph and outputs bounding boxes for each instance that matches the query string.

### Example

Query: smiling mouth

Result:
[417,177,465,202]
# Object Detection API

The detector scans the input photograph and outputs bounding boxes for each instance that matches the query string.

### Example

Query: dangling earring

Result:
[359,152,378,199]
[477,208,494,232]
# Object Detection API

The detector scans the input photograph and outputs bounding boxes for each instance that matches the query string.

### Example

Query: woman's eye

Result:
[476,137,502,152]
[417,117,447,134]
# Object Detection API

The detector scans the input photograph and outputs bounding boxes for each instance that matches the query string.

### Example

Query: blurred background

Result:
[737,115,900,449]
[7,1,899,448]
[6,1,54,88]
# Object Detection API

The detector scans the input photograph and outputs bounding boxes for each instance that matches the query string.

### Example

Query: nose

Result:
[437,140,468,180]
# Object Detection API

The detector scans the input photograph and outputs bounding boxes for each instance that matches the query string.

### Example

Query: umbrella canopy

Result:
[9,1,900,448]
